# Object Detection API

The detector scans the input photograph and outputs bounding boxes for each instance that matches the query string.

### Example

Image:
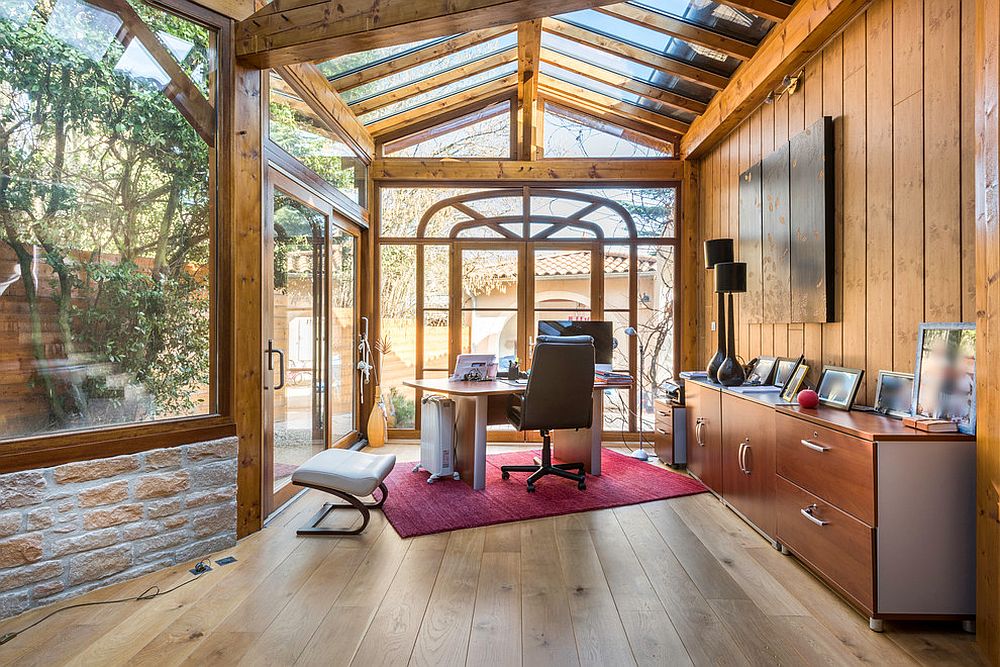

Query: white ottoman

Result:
[292,449,396,535]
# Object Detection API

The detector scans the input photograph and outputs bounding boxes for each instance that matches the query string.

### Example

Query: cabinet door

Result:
[722,393,776,537]
[686,383,722,490]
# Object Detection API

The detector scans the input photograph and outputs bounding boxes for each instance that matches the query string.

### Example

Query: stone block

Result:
[162,515,188,530]
[190,502,236,538]
[189,461,236,490]
[134,471,190,499]
[147,498,182,518]
[0,512,21,537]
[135,531,188,558]
[51,528,119,557]
[185,487,235,509]
[144,449,182,470]
[68,545,132,586]
[183,439,236,462]
[53,456,140,484]
[122,521,160,541]
[0,561,63,593]
[78,480,129,508]
[0,534,44,568]
[25,507,54,531]
[33,579,65,599]
[0,590,30,619]
[0,472,46,509]
[83,504,143,530]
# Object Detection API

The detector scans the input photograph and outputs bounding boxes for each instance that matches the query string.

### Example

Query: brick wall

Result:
[0,437,238,620]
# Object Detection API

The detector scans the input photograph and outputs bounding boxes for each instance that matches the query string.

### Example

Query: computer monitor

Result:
[537,320,614,371]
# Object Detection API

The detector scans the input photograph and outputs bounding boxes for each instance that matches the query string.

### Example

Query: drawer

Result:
[776,413,875,525]
[654,401,672,430]
[776,477,874,613]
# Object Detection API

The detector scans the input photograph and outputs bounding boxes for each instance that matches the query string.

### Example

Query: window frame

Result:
[0,0,235,473]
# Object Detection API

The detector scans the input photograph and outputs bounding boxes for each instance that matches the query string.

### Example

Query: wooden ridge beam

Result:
[716,0,792,23]
[680,0,869,158]
[544,19,729,90]
[237,0,625,68]
[369,75,518,136]
[275,62,375,158]
[517,19,543,160]
[595,4,757,61]
[540,48,707,114]
[539,88,681,146]
[331,27,513,92]
[372,158,684,182]
[349,49,517,116]
[538,74,690,135]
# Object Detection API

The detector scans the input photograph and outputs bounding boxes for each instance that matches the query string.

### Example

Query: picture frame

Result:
[780,364,809,403]
[873,370,914,419]
[773,355,804,388]
[816,365,864,410]
[747,356,777,385]
[912,322,976,435]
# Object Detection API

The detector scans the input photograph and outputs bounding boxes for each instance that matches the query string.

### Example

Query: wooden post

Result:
[517,19,542,161]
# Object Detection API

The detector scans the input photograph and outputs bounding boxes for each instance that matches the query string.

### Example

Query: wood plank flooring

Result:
[0,445,986,666]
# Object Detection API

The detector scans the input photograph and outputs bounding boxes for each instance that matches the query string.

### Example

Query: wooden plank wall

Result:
[695,0,975,403]
[975,0,1000,659]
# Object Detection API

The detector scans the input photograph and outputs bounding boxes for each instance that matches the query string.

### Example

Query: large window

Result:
[0,0,219,441]
[377,185,678,435]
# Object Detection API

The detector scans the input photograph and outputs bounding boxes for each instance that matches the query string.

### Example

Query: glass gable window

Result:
[543,104,673,158]
[382,101,511,159]
[0,0,217,440]
[269,72,368,204]
[317,36,447,79]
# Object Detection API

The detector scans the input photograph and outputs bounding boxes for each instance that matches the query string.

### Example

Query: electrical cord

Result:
[0,560,212,646]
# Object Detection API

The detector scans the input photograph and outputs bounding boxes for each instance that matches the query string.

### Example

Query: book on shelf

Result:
[902,416,958,432]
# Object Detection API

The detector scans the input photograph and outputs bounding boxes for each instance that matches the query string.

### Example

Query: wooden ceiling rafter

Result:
[539,48,708,114]
[715,0,792,22]
[369,76,518,136]
[348,48,518,116]
[371,158,684,182]
[594,3,758,61]
[380,95,513,152]
[543,18,730,90]
[236,0,631,68]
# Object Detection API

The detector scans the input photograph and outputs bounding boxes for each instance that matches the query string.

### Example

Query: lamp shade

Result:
[704,238,734,269]
[714,261,747,293]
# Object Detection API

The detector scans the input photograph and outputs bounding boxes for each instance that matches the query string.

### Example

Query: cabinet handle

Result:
[656,427,668,435]
[695,418,706,447]
[800,504,829,526]
[740,439,751,475]
[657,410,669,417]
[799,439,830,453]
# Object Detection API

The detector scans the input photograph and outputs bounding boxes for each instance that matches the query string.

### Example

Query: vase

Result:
[717,293,746,387]
[706,291,726,382]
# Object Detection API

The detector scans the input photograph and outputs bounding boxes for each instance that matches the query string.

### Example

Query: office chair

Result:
[500,335,595,492]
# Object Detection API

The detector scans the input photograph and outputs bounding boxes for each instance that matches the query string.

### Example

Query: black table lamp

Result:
[714,261,747,386]
[704,239,734,382]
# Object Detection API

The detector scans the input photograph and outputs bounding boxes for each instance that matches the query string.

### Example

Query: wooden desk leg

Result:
[552,390,604,475]
[454,395,489,490]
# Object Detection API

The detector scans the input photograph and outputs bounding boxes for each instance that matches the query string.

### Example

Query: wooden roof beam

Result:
[681,0,869,158]
[595,4,757,61]
[331,27,513,93]
[715,0,792,23]
[369,75,518,136]
[544,19,729,90]
[539,48,707,114]
[372,158,684,182]
[517,19,543,160]
[349,49,517,116]
[237,0,627,68]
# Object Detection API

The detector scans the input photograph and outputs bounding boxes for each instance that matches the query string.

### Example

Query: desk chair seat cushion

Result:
[292,448,396,498]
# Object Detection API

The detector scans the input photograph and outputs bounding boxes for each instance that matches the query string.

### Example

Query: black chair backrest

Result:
[518,335,595,431]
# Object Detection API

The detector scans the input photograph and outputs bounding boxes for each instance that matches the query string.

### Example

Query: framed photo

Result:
[747,356,777,385]
[773,355,804,388]
[780,364,809,403]
[873,371,914,419]
[816,365,864,410]
[912,322,976,434]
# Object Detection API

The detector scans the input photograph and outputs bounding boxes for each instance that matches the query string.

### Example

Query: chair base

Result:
[296,482,388,536]
[500,431,586,492]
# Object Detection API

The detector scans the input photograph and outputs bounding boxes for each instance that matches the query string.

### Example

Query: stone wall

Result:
[0,437,238,620]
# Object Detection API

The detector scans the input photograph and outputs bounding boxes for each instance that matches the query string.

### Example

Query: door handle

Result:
[800,504,829,526]
[265,339,286,391]
[740,439,751,475]
[695,418,706,447]
[799,439,830,453]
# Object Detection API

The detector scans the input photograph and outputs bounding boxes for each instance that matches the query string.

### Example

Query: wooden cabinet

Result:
[721,393,776,537]
[684,381,722,490]
[652,399,685,467]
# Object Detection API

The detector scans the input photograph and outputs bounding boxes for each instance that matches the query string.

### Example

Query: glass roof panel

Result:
[382,101,511,160]
[544,105,673,158]
[341,32,517,103]
[317,36,448,79]
[360,62,516,125]
[630,0,776,43]
[557,9,738,77]
[541,32,716,104]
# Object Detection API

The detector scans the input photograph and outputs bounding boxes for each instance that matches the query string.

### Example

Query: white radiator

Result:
[413,395,460,483]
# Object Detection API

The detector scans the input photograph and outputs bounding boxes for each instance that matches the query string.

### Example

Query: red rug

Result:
[381,449,706,538]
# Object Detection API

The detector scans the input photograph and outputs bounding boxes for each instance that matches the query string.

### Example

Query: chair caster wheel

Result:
[426,478,434,484]
[452,472,460,480]
[578,482,586,491]
[501,471,510,480]
[527,485,536,493]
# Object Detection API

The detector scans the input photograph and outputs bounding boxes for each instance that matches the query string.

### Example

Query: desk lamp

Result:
[704,239,734,382]
[714,261,747,386]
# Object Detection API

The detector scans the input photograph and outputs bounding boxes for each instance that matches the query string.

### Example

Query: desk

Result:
[403,377,630,490]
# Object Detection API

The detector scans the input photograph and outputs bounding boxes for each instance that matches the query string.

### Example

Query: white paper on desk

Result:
[452,354,497,380]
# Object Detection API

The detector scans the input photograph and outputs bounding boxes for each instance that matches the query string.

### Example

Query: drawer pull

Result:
[695,418,706,447]
[657,410,669,417]
[800,504,829,526]
[656,427,668,435]
[800,439,830,453]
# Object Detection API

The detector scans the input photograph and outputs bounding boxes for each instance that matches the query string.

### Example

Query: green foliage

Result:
[269,99,359,193]
[388,387,415,429]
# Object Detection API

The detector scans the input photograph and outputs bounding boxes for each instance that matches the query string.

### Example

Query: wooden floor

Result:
[0,444,986,666]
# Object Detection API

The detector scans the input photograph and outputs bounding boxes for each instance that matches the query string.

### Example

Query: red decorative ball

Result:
[797,389,820,409]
